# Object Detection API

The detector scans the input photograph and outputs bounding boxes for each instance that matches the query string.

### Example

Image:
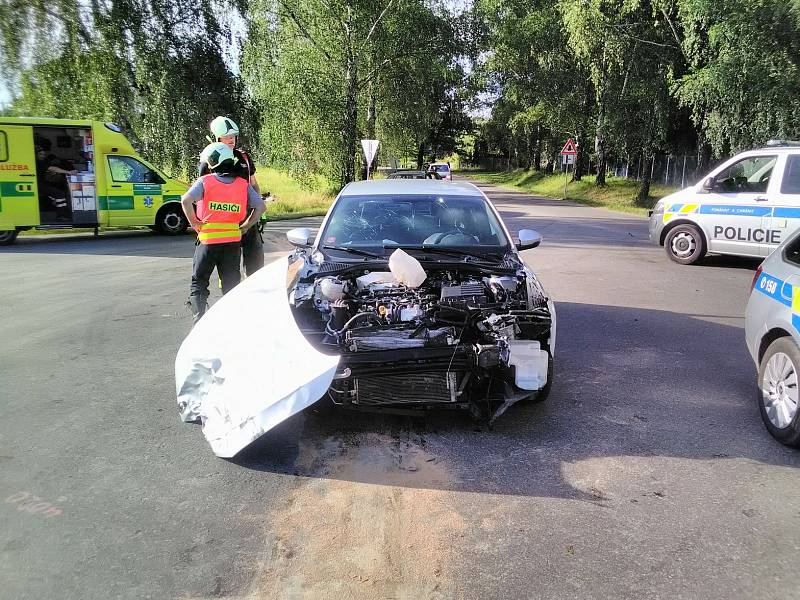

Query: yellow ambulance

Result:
[0,117,189,245]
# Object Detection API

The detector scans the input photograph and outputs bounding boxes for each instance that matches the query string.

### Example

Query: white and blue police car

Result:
[745,228,800,447]
[650,142,800,265]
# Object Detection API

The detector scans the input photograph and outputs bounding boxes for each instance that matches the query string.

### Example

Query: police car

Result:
[745,228,800,447]
[649,141,800,264]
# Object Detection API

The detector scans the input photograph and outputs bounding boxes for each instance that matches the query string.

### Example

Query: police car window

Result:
[715,156,776,193]
[781,156,800,195]
[0,131,7,162]
[784,234,800,266]
[108,156,164,184]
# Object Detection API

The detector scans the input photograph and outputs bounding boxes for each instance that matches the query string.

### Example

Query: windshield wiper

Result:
[322,245,385,259]
[386,245,502,263]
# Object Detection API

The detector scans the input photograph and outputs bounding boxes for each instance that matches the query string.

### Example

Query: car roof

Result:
[429,163,450,167]
[340,179,481,196]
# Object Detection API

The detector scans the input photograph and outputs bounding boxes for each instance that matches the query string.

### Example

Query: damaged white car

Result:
[288,180,556,419]
[176,179,556,457]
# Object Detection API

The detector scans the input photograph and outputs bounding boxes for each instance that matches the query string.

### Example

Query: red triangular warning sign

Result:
[561,139,577,155]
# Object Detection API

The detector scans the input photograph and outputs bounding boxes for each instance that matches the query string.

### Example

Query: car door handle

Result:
[755,196,769,202]
[111,184,122,188]
[19,173,34,177]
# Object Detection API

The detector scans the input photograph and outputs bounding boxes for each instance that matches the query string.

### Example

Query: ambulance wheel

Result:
[665,224,706,265]
[156,205,188,235]
[0,230,18,246]
[758,337,800,447]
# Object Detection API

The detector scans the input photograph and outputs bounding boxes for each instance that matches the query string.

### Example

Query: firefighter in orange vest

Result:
[199,116,268,276]
[181,142,266,323]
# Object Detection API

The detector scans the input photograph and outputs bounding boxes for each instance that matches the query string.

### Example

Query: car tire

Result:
[156,204,188,235]
[758,337,800,447]
[0,230,18,246]
[665,224,706,265]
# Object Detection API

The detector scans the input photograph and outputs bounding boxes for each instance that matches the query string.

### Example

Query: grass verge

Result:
[467,170,678,216]
[257,168,334,221]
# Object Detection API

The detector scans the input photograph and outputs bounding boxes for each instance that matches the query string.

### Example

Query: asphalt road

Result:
[2,182,800,600]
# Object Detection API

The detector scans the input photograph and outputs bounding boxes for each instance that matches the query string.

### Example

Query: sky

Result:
[0,83,10,108]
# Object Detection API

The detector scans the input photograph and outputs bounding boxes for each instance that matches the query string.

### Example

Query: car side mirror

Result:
[702,176,715,192]
[516,229,542,251]
[286,227,315,247]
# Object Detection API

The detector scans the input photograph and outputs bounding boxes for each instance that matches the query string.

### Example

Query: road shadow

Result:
[700,254,763,270]
[498,210,653,248]
[230,301,799,502]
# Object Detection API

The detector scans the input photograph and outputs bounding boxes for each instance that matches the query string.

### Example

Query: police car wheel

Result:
[156,206,188,236]
[0,230,18,246]
[665,224,706,265]
[758,337,800,447]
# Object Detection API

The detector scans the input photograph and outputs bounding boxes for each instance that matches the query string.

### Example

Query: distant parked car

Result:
[388,170,442,180]
[745,228,800,447]
[428,163,452,181]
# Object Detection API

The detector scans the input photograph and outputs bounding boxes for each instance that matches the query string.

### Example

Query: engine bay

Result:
[289,250,554,418]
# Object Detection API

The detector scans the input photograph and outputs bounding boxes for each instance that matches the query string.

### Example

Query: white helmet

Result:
[209,116,239,140]
[200,142,237,171]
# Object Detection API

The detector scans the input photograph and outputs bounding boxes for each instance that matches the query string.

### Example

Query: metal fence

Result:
[467,152,725,189]
[611,154,715,188]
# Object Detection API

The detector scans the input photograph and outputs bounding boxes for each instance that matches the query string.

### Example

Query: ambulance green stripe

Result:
[0,182,35,197]
[98,196,135,210]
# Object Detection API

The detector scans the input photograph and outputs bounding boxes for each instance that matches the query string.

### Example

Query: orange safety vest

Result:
[196,175,248,245]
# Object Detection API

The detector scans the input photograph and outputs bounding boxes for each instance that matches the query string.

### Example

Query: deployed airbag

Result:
[175,256,340,457]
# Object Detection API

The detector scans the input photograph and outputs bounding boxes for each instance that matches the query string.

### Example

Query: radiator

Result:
[354,371,459,405]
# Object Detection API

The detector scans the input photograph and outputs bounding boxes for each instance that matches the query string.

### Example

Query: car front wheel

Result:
[156,205,188,235]
[758,337,800,447]
[665,224,706,265]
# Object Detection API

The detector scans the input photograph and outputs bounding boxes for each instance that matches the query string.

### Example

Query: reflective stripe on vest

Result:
[197,175,248,245]
[198,222,240,243]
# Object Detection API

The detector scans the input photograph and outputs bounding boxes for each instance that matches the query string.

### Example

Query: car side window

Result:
[108,156,164,184]
[781,155,800,195]
[784,234,800,266]
[715,156,776,194]
[0,131,7,162]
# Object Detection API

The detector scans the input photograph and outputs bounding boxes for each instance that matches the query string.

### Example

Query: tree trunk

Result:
[362,74,377,180]
[573,137,584,181]
[636,152,653,206]
[417,142,425,170]
[533,125,542,171]
[341,51,359,187]
[544,136,558,173]
[595,104,607,186]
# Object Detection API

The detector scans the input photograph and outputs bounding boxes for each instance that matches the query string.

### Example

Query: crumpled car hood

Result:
[175,256,340,457]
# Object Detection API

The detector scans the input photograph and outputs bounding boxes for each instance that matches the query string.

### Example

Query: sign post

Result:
[361,139,380,180]
[560,138,577,199]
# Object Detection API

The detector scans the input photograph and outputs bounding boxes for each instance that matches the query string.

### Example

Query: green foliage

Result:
[3,0,798,192]
[1,0,248,178]
[473,0,800,192]
[674,0,800,154]
[255,167,334,219]
[241,0,470,186]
